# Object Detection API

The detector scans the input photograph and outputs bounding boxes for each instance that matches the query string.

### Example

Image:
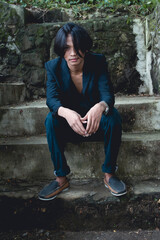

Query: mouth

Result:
[70,58,79,62]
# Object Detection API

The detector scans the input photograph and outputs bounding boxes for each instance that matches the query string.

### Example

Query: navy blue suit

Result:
[45,52,122,177]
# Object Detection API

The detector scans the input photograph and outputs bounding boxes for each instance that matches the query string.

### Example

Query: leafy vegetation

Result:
[1,0,160,16]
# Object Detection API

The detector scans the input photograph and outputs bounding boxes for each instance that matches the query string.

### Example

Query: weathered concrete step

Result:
[0,99,48,136]
[1,230,160,240]
[0,96,160,136]
[0,179,160,231]
[0,132,160,181]
[0,178,160,201]
[48,230,160,240]
[116,96,160,132]
[0,82,26,106]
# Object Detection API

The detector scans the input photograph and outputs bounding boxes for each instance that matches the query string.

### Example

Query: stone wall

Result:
[148,4,160,94]
[0,3,24,81]
[0,2,159,100]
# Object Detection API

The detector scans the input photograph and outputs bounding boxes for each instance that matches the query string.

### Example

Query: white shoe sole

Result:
[38,187,69,201]
[104,184,127,197]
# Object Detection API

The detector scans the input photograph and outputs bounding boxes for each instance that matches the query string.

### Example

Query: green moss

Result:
[0,0,158,18]
[36,26,45,37]
[35,37,44,47]
[0,27,9,43]
[149,18,157,32]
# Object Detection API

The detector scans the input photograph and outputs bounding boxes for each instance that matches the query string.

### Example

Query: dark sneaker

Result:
[104,176,127,197]
[38,179,69,201]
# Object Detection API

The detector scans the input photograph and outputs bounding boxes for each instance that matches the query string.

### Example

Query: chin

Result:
[70,61,80,65]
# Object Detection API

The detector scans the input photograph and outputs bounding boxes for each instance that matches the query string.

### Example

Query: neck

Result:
[68,60,84,74]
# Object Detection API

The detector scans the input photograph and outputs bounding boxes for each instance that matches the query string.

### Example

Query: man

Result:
[38,23,127,201]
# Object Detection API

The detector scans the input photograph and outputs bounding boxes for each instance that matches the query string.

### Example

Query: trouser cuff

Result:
[102,165,118,174]
[54,167,70,177]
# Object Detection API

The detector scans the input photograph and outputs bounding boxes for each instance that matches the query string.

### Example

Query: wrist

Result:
[99,101,109,115]
[99,101,107,111]
[58,106,68,118]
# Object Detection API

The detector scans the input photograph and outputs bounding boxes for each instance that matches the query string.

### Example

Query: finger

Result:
[78,118,87,132]
[72,125,82,135]
[78,123,87,135]
[89,119,100,135]
[81,120,87,124]
[86,117,93,134]
[94,118,101,131]
[74,121,87,136]
[92,122,99,134]
[75,115,86,133]
[89,122,96,135]
[90,120,97,134]
[80,115,88,122]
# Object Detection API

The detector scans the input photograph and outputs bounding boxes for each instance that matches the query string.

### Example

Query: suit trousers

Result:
[45,108,122,177]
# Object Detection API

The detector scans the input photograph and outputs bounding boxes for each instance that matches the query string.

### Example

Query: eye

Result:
[64,46,70,52]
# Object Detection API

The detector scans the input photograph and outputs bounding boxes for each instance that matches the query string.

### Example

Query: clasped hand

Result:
[65,103,104,137]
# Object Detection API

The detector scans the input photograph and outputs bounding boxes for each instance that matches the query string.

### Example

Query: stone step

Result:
[0,96,160,136]
[1,230,160,240]
[0,178,160,231]
[0,132,160,181]
[0,82,26,106]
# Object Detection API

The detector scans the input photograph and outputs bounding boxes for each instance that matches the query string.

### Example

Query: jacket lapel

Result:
[60,56,92,94]
[60,58,72,91]
[82,56,92,95]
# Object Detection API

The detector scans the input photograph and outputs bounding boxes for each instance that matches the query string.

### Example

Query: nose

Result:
[70,47,76,56]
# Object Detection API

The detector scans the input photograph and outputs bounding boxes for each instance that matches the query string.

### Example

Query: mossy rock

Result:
[0,2,24,29]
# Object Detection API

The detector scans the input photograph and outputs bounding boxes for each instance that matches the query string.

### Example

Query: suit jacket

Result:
[45,52,115,117]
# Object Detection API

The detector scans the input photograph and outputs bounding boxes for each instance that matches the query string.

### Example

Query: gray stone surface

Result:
[149,4,160,94]
[0,177,160,201]
[25,7,72,24]
[43,230,160,240]
[0,178,112,200]
[2,230,159,240]
[0,2,25,27]
[0,82,26,106]
[0,132,160,181]
[0,96,160,136]
[0,100,48,136]
[133,180,160,195]
[116,96,160,132]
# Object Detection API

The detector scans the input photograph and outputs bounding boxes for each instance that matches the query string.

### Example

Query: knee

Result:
[101,108,122,132]
[109,109,122,129]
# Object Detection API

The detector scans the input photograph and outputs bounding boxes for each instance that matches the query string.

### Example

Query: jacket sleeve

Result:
[45,61,62,116]
[97,55,115,109]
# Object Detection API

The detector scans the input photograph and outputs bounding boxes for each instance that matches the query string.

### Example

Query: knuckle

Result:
[71,122,75,128]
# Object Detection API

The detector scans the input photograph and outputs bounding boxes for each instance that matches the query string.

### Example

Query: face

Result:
[64,34,85,68]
